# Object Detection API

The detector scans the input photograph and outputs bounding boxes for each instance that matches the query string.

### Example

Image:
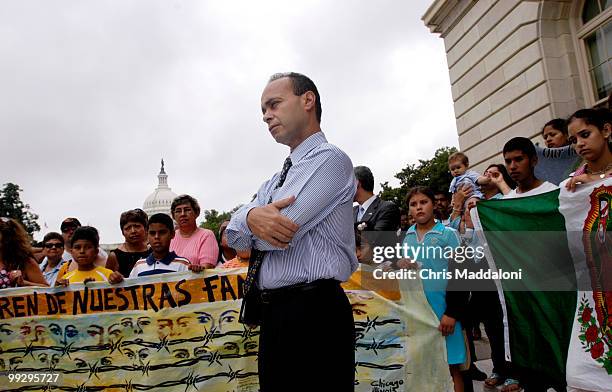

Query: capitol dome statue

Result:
[143,159,177,217]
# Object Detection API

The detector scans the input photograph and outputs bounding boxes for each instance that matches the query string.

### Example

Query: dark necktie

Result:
[242,156,293,297]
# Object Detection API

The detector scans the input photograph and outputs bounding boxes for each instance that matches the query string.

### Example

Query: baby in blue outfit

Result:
[448,152,490,210]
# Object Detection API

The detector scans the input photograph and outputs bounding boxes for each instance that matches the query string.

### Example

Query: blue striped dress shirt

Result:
[226,131,359,289]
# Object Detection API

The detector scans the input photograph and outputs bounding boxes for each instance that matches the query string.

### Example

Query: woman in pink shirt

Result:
[170,195,219,268]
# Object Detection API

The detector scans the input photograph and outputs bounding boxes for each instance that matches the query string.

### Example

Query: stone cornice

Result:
[422,0,470,35]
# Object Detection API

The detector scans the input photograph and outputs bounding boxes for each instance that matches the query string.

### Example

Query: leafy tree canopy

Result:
[379,146,457,209]
[199,205,242,240]
[0,182,40,236]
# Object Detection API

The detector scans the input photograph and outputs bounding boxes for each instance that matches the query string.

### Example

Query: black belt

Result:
[260,279,340,304]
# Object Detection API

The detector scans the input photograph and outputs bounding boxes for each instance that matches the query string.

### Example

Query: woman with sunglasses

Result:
[39,232,67,286]
[0,217,48,288]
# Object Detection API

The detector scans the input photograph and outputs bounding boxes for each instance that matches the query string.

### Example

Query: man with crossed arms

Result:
[226,72,358,391]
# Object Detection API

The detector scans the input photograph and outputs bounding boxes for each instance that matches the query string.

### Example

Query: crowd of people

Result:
[352,106,611,392]
[0,72,610,392]
[0,193,251,289]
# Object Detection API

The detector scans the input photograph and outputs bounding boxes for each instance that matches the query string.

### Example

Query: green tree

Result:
[0,182,40,236]
[199,205,243,240]
[379,146,457,208]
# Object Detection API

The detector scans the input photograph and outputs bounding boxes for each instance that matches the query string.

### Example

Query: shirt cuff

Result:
[226,205,256,251]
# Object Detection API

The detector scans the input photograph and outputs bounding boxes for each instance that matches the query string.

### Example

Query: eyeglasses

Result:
[44,243,64,249]
[61,226,77,233]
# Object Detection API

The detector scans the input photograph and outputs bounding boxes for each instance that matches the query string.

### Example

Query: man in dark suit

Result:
[353,166,400,232]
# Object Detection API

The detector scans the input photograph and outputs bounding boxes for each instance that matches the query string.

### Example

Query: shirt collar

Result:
[62,250,73,261]
[431,221,445,233]
[406,221,445,235]
[359,194,377,212]
[40,258,66,271]
[146,251,177,266]
[289,131,326,164]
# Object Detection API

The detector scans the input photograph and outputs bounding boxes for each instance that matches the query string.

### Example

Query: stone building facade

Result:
[423,0,611,170]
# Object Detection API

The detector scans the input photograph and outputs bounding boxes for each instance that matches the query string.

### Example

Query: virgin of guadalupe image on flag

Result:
[473,177,612,392]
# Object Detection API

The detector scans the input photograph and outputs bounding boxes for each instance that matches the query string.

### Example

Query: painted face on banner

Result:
[157,318,175,339]
[220,340,259,357]
[86,324,105,346]
[0,323,14,343]
[218,310,239,333]
[175,316,197,338]
[108,316,154,341]
[49,322,79,346]
[37,352,51,367]
[195,311,216,332]
[19,322,49,345]
[172,348,190,360]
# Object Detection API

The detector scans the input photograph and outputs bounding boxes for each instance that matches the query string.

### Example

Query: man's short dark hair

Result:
[171,194,201,216]
[269,72,322,124]
[70,226,99,248]
[502,137,537,159]
[433,191,450,199]
[120,209,148,230]
[60,217,81,232]
[354,166,374,193]
[43,232,64,245]
[148,213,175,232]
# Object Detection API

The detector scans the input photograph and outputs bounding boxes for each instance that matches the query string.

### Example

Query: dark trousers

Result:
[515,365,565,392]
[257,280,355,392]
[469,289,510,377]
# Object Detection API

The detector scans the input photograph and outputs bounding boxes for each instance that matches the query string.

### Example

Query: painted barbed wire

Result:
[4,365,259,392]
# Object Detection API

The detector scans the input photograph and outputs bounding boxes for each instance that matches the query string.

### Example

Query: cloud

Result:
[0,0,458,243]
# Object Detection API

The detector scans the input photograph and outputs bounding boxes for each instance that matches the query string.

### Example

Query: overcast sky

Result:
[0,0,458,243]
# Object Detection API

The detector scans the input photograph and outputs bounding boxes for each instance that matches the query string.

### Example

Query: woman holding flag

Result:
[561,107,611,392]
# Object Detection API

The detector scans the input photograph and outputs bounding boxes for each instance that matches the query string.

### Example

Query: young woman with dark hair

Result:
[399,186,468,392]
[565,108,612,191]
[0,217,48,288]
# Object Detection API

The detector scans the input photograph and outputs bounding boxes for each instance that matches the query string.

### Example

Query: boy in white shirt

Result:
[503,137,558,199]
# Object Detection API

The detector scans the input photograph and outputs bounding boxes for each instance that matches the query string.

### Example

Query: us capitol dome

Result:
[143,159,177,217]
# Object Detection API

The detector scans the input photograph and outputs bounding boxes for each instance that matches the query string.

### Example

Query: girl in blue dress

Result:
[399,186,467,392]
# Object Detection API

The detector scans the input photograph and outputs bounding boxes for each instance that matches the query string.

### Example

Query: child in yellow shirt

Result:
[56,226,123,286]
